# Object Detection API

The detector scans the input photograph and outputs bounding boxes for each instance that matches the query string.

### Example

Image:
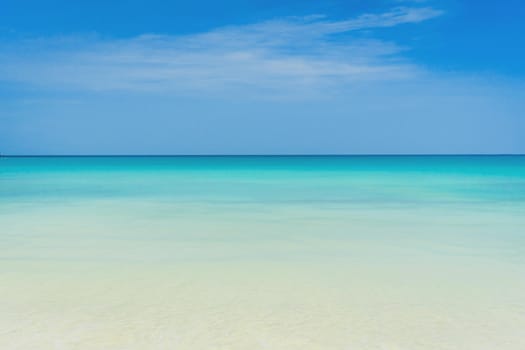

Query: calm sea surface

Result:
[1,156,524,349]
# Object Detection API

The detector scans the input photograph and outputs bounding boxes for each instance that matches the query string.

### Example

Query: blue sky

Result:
[1,0,524,154]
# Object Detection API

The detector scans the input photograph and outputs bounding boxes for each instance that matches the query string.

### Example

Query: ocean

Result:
[1,156,524,349]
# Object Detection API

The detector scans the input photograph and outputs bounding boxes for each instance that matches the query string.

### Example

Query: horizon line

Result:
[2,154,524,158]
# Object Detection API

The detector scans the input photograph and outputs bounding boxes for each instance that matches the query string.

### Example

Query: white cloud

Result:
[0,7,443,97]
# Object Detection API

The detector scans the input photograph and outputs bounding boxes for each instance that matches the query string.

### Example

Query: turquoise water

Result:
[1,156,524,349]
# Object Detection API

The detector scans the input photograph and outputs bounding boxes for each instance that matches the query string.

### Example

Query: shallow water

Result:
[1,156,524,349]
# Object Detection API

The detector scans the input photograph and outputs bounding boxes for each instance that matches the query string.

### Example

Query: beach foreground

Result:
[1,156,524,349]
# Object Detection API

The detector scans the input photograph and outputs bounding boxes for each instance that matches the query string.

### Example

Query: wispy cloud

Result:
[0,7,443,96]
